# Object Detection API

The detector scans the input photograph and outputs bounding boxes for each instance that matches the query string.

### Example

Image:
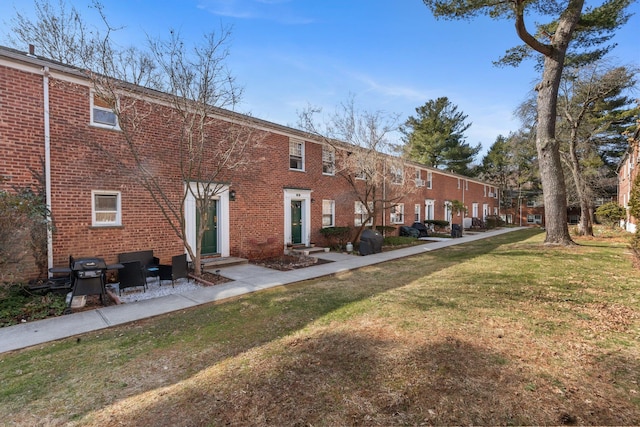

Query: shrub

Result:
[383,236,416,246]
[484,215,505,229]
[0,188,51,284]
[319,226,351,250]
[595,202,626,228]
[375,225,396,236]
[425,219,449,228]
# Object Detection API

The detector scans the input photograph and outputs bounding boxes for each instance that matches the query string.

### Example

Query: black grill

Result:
[70,257,107,305]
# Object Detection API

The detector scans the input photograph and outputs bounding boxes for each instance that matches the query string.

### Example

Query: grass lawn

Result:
[1,228,639,426]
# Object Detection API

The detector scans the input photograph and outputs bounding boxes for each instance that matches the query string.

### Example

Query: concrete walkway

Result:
[0,227,523,354]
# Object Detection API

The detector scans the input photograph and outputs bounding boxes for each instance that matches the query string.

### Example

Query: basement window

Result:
[92,191,121,226]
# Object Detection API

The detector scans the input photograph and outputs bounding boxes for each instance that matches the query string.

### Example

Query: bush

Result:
[425,219,449,228]
[383,236,417,246]
[484,215,505,229]
[375,225,396,235]
[319,226,351,250]
[0,188,51,283]
[595,202,625,228]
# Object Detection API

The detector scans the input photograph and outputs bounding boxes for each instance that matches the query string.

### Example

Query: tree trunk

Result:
[536,56,574,245]
[577,198,593,236]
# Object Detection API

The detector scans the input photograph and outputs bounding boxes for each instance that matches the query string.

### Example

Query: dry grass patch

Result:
[2,228,640,426]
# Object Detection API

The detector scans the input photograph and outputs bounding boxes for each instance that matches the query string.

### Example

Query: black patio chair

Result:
[158,254,189,288]
[117,261,146,296]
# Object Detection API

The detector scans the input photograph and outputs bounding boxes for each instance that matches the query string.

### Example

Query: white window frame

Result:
[354,201,373,226]
[414,204,421,222]
[322,146,335,175]
[527,214,542,224]
[322,199,335,227]
[289,139,305,171]
[444,200,452,223]
[425,199,435,221]
[472,202,479,218]
[390,203,404,224]
[90,90,120,130]
[426,171,432,189]
[390,165,403,185]
[92,190,121,226]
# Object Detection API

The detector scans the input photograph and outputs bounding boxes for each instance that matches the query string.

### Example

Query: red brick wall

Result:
[2,55,500,281]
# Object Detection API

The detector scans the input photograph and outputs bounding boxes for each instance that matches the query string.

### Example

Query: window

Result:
[425,199,434,220]
[444,200,452,223]
[322,146,335,175]
[527,214,542,224]
[465,180,469,190]
[322,200,335,227]
[354,201,373,226]
[390,204,404,224]
[526,199,536,207]
[414,204,421,222]
[92,191,121,226]
[426,171,432,189]
[457,178,461,189]
[415,170,425,187]
[472,202,479,218]
[90,91,119,129]
[390,166,403,185]
[289,139,304,170]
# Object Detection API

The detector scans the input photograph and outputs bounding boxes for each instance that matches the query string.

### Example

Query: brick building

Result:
[0,45,499,278]
[618,124,640,233]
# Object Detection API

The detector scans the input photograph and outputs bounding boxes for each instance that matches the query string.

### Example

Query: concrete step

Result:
[291,246,329,255]
[201,257,248,271]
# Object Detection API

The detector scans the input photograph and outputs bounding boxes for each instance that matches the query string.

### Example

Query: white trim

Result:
[91,190,121,226]
[184,182,230,259]
[284,188,311,246]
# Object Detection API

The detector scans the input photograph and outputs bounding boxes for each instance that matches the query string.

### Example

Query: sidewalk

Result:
[0,227,523,354]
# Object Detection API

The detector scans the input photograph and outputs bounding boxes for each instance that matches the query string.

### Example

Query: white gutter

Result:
[43,66,53,276]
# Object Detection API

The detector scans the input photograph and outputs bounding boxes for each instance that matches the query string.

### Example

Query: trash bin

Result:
[451,224,462,238]
[359,229,383,255]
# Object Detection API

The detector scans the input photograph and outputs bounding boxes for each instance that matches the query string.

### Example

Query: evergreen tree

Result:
[400,97,480,176]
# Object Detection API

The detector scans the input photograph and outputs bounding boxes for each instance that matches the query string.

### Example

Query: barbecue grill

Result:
[68,257,108,309]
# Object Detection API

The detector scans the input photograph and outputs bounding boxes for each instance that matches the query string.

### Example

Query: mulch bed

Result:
[251,254,333,271]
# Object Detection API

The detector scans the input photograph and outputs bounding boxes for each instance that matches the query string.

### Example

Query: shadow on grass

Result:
[80,329,640,426]
[0,228,557,424]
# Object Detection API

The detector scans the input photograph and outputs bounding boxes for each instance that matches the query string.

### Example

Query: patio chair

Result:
[117,261,146,296]
[158,254,189,288]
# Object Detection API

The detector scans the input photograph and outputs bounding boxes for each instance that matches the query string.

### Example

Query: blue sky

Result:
[1,0,638,158]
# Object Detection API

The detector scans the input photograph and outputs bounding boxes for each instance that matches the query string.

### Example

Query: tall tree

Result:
[422,0,632,245]
[556,61,638,235]
[400,97,480,176]
[480,131,540,221]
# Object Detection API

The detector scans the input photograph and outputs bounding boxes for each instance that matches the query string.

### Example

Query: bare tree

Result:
[8,1,265,274]
[557,62,638,235]
[299,97,414,242]
[5,0,98,66]
[89,27,266,275]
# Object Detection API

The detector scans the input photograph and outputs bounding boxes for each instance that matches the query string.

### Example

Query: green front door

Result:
[291,200,302,244]
[196,201,218,255]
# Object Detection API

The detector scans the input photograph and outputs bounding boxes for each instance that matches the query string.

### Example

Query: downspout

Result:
[382,158,386,234]
[43,66,53,276]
